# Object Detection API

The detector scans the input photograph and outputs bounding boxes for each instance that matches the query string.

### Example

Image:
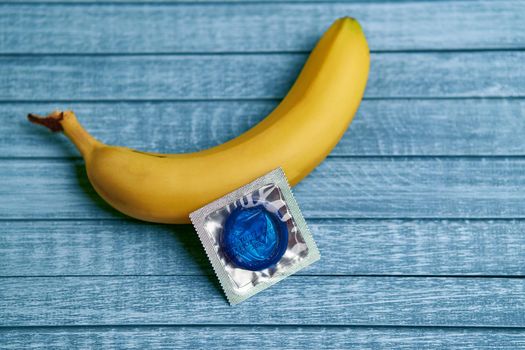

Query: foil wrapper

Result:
[189,168,320,304]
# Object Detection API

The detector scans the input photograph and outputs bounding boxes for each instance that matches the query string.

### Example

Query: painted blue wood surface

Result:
[1,1,524,53]
[6,157,525,219]
[1,326,524,350]
[1,52,524,100]
[1,0,525,348]
[3,219,525,276]
[3,99,525,157]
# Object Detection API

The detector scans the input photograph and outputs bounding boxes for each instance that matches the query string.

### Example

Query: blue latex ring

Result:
[222,204,289,271]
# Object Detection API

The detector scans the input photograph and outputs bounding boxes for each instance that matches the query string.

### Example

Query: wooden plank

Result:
[2,219,525,277]
[1,326,525,350]
[8,99,525,157]
[2,276,525,326]
[2,0,407,1]
[0,2,523,53]
[2,157,525,219]
[0,52,524,100]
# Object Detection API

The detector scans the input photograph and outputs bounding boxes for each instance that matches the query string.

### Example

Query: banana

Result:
[28,17,370,224]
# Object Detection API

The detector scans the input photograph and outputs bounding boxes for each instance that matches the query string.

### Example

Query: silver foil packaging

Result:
[189,168,320,304]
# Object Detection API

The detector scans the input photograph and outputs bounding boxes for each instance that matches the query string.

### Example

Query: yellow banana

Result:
[28,17,370,224]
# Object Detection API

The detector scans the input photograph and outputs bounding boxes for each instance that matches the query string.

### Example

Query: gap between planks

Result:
[1,324,525,330]
[1,48,525,56]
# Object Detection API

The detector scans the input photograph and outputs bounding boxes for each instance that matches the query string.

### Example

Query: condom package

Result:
[190,168,320,304]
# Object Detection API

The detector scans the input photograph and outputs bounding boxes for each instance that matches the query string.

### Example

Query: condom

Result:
[223,205,289,271]
[190,168,320,304]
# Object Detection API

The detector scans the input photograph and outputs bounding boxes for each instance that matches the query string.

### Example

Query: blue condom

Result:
[223,205,289,271]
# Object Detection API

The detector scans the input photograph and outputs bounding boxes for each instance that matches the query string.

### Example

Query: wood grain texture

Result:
[2,326,525,350]
[8,99,525,157]
[1,0,525,344]
[2,219,525,277]
[0,52,524,101]
[3,157,525,219]
[2,275,525,326]
[1,1,524,53]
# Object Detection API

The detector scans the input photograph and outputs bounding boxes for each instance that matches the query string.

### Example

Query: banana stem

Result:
[28,112,64,132]
[28,110,100,159]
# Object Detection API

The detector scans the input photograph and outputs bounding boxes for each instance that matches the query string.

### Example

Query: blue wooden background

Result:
[1,0,525,348]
